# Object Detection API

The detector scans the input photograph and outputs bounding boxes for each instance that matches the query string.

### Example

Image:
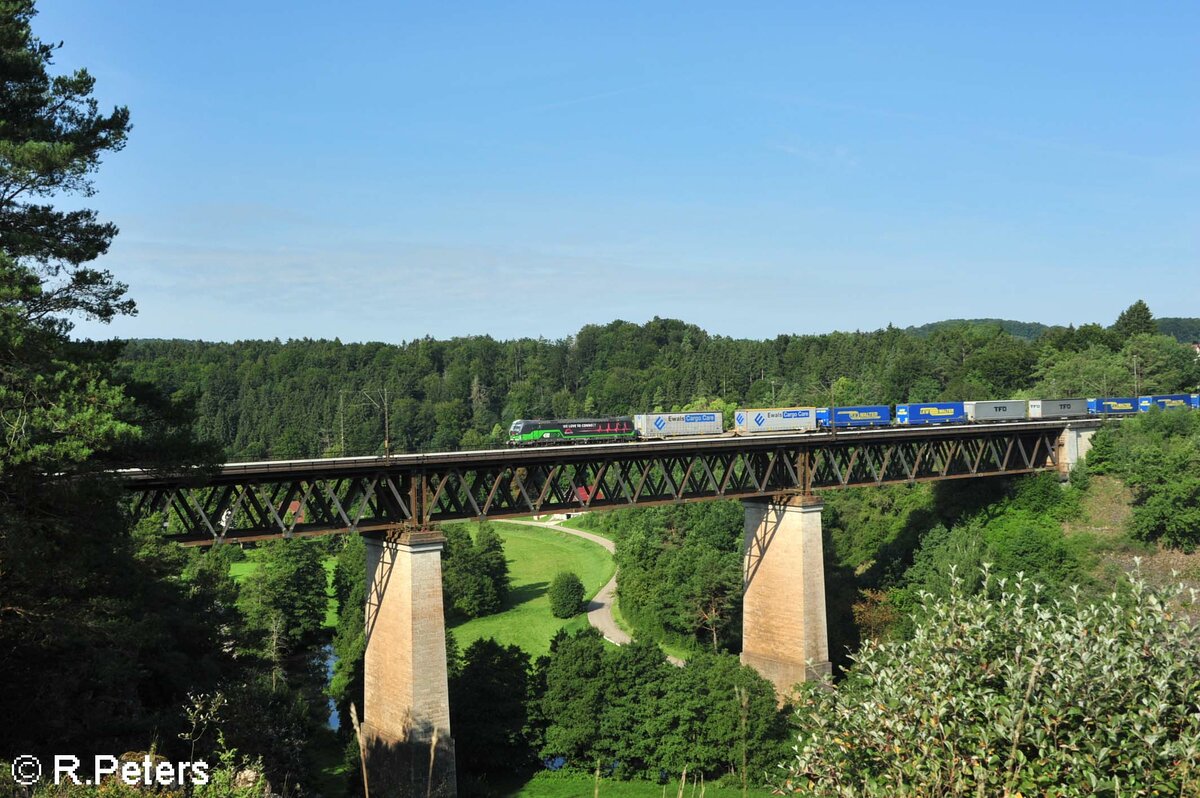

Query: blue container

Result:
[1138,394,1193,412]
[1088,397,1139,415]
[896,402,967,426]
[1193,394,1200,410]
[820,405,892,428]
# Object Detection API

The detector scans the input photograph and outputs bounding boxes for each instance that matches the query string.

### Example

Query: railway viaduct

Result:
[125,419,1098,795]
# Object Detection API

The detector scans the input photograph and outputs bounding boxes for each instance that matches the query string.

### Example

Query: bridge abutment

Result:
[362,530,456,797]
[741,496,831,697]
[1057,425,1095,477]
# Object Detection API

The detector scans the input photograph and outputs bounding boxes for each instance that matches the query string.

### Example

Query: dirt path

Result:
[502,518,684,665]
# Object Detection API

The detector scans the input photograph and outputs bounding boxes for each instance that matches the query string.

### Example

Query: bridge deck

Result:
[125,419,1099,544]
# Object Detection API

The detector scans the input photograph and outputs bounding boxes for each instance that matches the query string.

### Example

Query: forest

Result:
[39,301,1200,796]
[3,1,1200,794]
[118,302,1197,461]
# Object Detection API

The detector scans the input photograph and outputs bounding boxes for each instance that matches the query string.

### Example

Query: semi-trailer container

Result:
[1138,394,1193,412]
[964,400,1028,422]
[896,402,966,425]
[1027,398,1088,419]
[1087,397,1138,415]
[634,412,724,438]
[816,405,891,429]
[734,407,817,434]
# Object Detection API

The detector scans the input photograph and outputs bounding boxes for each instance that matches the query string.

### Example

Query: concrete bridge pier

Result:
[362,529,456,797]
[1056,425,1096,478]
[741,496,831,697]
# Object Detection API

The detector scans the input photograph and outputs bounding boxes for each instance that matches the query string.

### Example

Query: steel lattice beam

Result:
[124,420,1094,546]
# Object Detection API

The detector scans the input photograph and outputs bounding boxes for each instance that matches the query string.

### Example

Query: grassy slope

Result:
[1065,475,1200,598]
[556,514,615,541]
[450,521,615,655]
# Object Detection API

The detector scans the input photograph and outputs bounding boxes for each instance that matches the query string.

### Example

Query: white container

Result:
[734,407,817,434]
[634,412,724,438]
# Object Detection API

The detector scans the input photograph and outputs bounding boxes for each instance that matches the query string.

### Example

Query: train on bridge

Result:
[506,393,1200,446]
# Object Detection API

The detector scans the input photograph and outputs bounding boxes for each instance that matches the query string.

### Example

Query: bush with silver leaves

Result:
[775,564,1200,797]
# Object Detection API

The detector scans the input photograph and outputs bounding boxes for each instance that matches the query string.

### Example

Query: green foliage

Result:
[891,475,1087,625]
[1088,410,1200,549]
[537,629,788,783]
[0,0,150,477]
[447,521,613,655]
[237,538,329,655]
[904,318,1048,341]
[117,316,1083,461]
[649,652,787,780]
[776,568,1200,797]
[1032,343,1129,398]
[329,534,366,726]
[0,486,230,757]
[449,638,534,775]
[442,521,511,617]
[538,628,609,766]
[1109,298,1157,342]
[1156,316,1200,344]
[1033,325,1198,400]
[822,484,938,583]
[593,502,744,652]
[0,5,329,790]
[548,570,585,618]
[509,771,779,797]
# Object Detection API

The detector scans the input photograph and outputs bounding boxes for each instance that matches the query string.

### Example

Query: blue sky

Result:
[39,2,1198,343]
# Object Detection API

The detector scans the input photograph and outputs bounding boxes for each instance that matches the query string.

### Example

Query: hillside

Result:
[903,318,1049,340]
[116,307,1200,461]
[902,316,1200,343]
[1157,316,1200,343]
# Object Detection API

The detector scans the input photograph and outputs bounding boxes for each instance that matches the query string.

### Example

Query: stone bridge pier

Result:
[362,529,457,797]
[1056,425,1096,478]
[741,496,831,696]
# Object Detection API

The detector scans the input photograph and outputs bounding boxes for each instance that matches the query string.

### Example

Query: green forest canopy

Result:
[116,308,1200,461]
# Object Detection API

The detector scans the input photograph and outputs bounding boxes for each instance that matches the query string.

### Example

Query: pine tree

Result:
[1110,299,1156,341]
[1,1,137,475]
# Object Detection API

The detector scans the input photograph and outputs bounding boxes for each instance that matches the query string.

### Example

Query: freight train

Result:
[506,393,1200,446]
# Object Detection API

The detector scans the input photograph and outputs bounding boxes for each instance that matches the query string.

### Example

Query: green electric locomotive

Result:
[508,417,636,446]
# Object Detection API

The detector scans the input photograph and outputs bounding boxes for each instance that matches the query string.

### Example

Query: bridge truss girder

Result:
[131,427,1064,545]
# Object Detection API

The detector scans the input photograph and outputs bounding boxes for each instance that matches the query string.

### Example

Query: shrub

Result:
[548,571,586,618]
[775,565,1200,796]
[1087,411,1200,548]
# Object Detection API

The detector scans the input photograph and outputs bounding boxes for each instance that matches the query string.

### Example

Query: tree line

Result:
[4,1,1199,793]
[117,300,1199,461]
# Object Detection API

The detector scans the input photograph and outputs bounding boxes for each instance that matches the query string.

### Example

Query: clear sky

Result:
[38,2,1199,343]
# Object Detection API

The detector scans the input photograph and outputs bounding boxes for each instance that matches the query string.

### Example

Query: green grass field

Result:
[229,554,339,628]
[450,521,615,655]
[549,518,696,663]
[557,514,615,541]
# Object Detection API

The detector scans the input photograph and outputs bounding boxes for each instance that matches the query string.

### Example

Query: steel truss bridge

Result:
[124,419,1098,546]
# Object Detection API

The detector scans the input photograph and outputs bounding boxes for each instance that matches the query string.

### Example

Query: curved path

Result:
[503,518,684,666]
